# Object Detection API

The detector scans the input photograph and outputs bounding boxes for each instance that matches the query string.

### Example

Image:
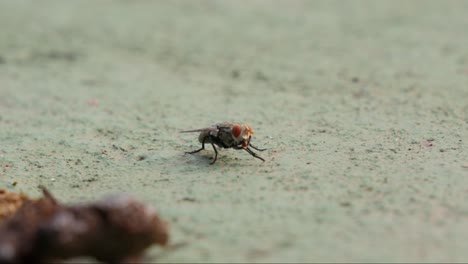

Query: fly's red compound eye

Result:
[232,124,242,138]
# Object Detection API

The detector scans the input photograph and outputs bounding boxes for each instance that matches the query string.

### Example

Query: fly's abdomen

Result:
[198,131,212,143]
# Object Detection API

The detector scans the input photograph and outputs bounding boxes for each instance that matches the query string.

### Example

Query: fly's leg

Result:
[249,143,267,151]
[209,140,218,165]
[186,136,207,154]
[246,135,266,151]
[244,147,265,162]
[186,135,219,164]
[233,145,265,162]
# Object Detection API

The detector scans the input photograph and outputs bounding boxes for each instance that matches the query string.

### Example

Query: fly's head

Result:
[231,123,254,148]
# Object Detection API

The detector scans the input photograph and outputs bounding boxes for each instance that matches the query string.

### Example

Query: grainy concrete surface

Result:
[1,1,467,262]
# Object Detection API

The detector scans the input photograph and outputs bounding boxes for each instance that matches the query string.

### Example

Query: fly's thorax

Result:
[216,126,236,147]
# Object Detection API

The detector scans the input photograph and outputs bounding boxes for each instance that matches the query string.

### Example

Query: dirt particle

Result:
[82,177,97,183]
[422,140,434,147]
[180,197,197,202]
[113,144,127,152]
[247,248,270,259]
[231,69,240,78]
[35,50,81,62]
[360,185,373,192]
[86,99,99,106]
[155,178,169,182]
[254,71,268,82]
[136,155,146,161]
[340,201,351,207]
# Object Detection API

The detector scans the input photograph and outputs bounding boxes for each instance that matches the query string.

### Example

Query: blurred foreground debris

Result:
[0,189,30,222]
[0,187,168,264]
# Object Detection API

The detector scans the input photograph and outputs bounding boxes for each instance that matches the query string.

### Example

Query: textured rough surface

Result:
[0,1,467,262]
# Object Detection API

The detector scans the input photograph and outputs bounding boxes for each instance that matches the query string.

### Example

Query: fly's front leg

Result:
[249,143,267,151]
[246,135,266,151]
[186,136,207,154]
[244,147,265,162]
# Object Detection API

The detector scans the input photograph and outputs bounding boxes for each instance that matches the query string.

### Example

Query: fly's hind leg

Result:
[186,135,219,164]
[186,136,207,154]
[209,135,218,165]
[209,143,218,165]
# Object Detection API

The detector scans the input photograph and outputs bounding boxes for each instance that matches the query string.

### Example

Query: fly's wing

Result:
[181,125,220,144]
[180,125,219,134]
[179,128,210,133]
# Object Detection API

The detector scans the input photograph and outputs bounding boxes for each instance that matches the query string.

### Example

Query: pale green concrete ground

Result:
[1,1,467,262]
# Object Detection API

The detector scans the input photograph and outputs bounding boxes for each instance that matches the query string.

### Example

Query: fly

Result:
[180,122,266,164]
